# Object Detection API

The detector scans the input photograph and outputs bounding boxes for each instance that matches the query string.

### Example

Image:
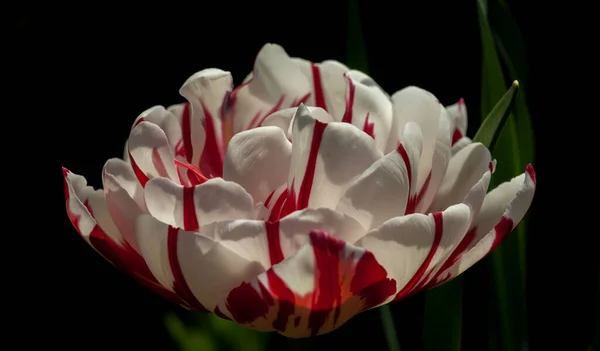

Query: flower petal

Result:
[64,168,182,304]
[229,44,311,134]
[428,142,491,212]
[356,203,471,301]
[341,73,393,151]
[446,98,468,144]
[336,122,423,231]
[179,69,233,177]
[222,230,396,337]
[201,207,365,272]
[130,105,182,150]
[223,126,291,204]
[389,87,452,212]
[288,105,383,211]
[293,58,349,118]
[430,165,536,286]
[144,177,257,230]
[127,121,179,186]
[102,158,146,254]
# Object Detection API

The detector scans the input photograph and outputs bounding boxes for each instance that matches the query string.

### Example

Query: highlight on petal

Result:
[428,142,491,213]
[288,105,383,211]
[222,230,396,337]
[229,44,311,134]
[341,72,393,151]
[336,122,423,231]
[389,86,452,212]
[144,177,258,231]
[127,121,179,186]
[223,126,292,204]
[179,68,233,177]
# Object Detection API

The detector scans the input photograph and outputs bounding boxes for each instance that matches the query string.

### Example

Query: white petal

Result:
[289,105,383,210]
[223,126,291,204]
[127,121,178,186]
[336,123,423,231]
[294,58,349,119]
[433,165,536,284]
[144,177,257,230]
[341,73,393,151]
[230,44,311,134]
[429,142,491,212]
[356,203,470,301]
[131,105,182,150]
[102,158,146,253]
[179,69,232,175]
[446,98,468,136]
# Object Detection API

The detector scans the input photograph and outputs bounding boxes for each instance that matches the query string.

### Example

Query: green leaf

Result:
[473,80,519,150]
[424,277,464,351]
[477,0,535,349]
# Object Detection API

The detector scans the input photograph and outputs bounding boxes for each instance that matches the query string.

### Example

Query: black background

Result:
[9,1,596,350]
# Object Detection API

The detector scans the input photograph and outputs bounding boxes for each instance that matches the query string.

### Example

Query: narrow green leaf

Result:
[346,0,369,73]
[380,305,402,351]
[473,80,519,150]
[424,277,463,351]
[477,0,534,349]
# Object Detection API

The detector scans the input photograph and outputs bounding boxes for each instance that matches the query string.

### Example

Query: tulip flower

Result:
[63,43,535,338]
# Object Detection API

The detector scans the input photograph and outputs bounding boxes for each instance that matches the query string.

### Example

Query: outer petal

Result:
[428,142,492,212]
[135,214,264,313]
[336,122,423,231]
[223,126,291,204]
[355,203,471,302]
[102,158,146,254]
[144,177,258,231]
[229,44,311,134]
[130,105,182,150]
[340,73,393,151]
[222,230,396,337]
[430,165,536,286]
[127,121,179,186]
[288,105,383,211]
[63,168,182,305]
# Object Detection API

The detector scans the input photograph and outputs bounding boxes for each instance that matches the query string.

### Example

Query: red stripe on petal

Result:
[182,186,199,231]
[167,226,207,311]
[265,221,285,265]
[362,113,375,139]
[452,128,463,145]
[395,211,443,300]
[396,143,415,214]
[311,63,327,110]
[351,251,397,310]
[307,230,345,335]
[489,216,514,251]
[128,152,150,187]
[199,101,224,178]
[297,121,327,210]
[180,102,193,161]
[341,75,356,124]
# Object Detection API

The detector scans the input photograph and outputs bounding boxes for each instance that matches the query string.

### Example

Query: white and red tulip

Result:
[63,43,536,338]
